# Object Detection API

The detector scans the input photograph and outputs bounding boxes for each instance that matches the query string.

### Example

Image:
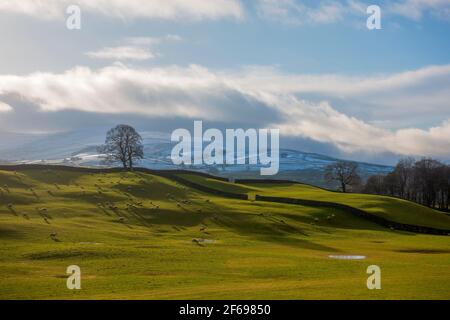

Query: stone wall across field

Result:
[255,195,450,236]
[1,164,447,235]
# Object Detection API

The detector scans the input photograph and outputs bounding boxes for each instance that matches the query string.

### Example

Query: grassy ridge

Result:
[0,167,449,299]
[176,173,450,230]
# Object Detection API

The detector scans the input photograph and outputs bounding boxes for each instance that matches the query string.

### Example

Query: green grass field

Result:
[177,173,450,230]
[0,168,449,299]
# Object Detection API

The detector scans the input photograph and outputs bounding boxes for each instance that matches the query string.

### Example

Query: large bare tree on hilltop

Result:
[99,125,144,170]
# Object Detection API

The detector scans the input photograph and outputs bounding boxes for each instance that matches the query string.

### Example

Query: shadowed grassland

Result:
[177,173,450,230]
[0,168,449,299]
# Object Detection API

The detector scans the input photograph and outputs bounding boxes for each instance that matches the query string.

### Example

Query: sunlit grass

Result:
[0,168,449,299]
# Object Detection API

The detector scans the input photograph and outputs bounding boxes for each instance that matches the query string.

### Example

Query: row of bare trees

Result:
[364,158,450,210]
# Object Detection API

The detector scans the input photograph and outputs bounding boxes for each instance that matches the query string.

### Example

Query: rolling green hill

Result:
[176,173,450,231]
[0,167,449,299]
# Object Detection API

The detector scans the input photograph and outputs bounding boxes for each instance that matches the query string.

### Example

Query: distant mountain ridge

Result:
[0,129,393,187]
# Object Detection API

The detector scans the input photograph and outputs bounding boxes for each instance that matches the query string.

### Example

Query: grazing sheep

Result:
[200,226,206,232]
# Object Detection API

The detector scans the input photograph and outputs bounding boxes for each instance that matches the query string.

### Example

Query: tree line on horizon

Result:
[364,158,450,211]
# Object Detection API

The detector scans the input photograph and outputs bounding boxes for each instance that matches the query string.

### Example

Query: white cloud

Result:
[256,0,364,25]
[86,35,182,61]
[256,0,304,25]
[166,34,183,41]
[256,0,450,25]
[125,37,161,46]
[307,2,347,24]
[0,64,449,158]
[86,46,155,61]
[272,98,450,156]
[0,0,244,21]
[227,64,450,96]
[388,0,450,21]
[0,64,245,119]
[0,101,12,112]
[226,64,450,125]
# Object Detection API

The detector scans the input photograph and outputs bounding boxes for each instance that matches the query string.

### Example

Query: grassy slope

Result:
[177,173,450,230]
[0,168,449,300]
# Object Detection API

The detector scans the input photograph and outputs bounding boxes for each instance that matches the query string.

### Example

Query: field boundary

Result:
[166,174,248,200]
[1,164,448,235]
[255,195,450,236]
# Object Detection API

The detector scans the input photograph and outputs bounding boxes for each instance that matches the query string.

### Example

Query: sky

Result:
[0,0,449,165]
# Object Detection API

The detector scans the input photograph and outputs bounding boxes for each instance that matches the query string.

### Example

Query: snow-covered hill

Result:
[0,129,393,186]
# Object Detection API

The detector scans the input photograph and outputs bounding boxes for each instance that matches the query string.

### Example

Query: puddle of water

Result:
[328,255,366,260]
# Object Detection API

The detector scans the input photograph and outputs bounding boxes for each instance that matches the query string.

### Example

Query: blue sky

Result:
[0,0,449,164]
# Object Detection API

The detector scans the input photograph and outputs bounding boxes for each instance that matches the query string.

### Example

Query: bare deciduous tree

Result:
[394,157,415,198]
[363,174,386,194]
[364,157,450,210]
[324,161,361,193]
[98,124,144,170]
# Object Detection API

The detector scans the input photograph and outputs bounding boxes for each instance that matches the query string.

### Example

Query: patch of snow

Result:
[328,255,366,260]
